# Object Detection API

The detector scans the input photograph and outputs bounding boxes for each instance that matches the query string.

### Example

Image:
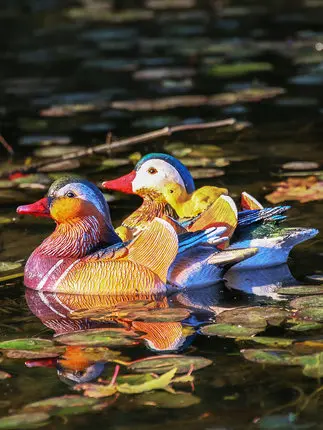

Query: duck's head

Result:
[102,153,195,197]
[17,177,112,225]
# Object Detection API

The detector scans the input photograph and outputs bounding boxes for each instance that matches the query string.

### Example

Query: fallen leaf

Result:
[266,176,323,203]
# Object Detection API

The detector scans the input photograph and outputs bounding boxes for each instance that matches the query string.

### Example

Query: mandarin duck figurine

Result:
[17,177,257,291]
[17,178,179,295]
[162,182,228,218]
[102,153,318,269]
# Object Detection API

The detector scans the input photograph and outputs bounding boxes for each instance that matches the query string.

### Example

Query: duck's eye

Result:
[169,189,174,194]
[148,167,158,175]
[65,191,76,198]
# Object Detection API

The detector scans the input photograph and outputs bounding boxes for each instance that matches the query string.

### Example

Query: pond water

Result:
[1,0,323,429]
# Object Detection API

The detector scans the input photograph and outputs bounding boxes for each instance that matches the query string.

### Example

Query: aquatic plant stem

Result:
[1,118,236,178]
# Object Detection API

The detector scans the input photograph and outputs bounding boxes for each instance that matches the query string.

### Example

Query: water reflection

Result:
[25,289,201,384]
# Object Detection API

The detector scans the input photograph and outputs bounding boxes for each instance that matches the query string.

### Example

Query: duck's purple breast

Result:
[24,249,76,292]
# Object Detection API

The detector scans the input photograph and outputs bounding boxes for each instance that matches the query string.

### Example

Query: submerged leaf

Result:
[117,368,177,394]
[298,307,323,322]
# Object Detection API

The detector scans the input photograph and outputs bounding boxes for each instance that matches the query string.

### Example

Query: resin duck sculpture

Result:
[17,177,179,295]
[17,177,256,293]
[102,153,318,269]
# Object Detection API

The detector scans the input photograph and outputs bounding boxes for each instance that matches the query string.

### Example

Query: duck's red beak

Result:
[102,170,136,194]
[16,197,51,218]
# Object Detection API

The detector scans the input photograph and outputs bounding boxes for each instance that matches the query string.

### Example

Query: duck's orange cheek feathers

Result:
[50,198,97,223]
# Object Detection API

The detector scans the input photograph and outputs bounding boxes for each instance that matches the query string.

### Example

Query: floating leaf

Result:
[289,322,323,332]
[240,337,294,348]
[75,383,117,399]
[0,262,22,273]
[0,370,11,379]
[128,355,212,374]
[282,162,319,171]
[71,306,189,323]
[266,176,323,203]
[216,306,288,328]
[305,274,323,283]
[298,307,323,322]
[0,338,54,351]
[191,168,225,179]
[200,323,263,338]
[4,350,62,359]
[135,391,200,408]
[277,285,323,295]
[241,349,300,366]
[290,295,323,310]
[207,62,273,77]
[55,328,139,347]
[34,146,83,158]
[23,395,101,416]
[0,412,50,429]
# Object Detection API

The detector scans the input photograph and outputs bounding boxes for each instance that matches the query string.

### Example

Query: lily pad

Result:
[277,285,323,295]
[128,355,212,374]
[23,395,101,416]
[191,168,225,179]
[208,62,273,77]
[0,412,50,429]
[200,323,263,338]
[216,306,288,328]
[71,306,190,323]
[298,307,323,322]
[288,322,323,332]
[290,295,323,309]
[282,162,319,171]
[0,262,22,273]
[55,328,139,347]
[135,391,200,408]
[4,349,62,359]
[241,349,300,366]
[0,338,54,351]
[240,337,294,348]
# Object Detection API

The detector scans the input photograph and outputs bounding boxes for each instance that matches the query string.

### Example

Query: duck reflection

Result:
[25,289,202,385]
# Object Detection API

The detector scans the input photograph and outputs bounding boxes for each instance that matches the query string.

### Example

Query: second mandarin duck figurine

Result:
[103,153,318,269]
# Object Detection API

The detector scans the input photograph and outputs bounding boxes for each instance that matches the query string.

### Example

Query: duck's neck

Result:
[38,215,120,258]
[123,189,178,228]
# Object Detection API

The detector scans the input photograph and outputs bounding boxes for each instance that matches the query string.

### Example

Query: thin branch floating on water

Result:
[0,135,14,157]
[1,118,238,179]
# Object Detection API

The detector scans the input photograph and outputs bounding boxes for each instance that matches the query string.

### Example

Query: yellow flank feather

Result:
[162,183,228,218]
[188,195,238,240]
[116,225,134,242]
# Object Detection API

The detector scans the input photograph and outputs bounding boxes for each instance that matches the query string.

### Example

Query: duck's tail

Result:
[237,205,290,230]
[230,226,319,269]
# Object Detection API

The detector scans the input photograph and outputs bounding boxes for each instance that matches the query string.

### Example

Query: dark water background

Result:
[1,0,323,429]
